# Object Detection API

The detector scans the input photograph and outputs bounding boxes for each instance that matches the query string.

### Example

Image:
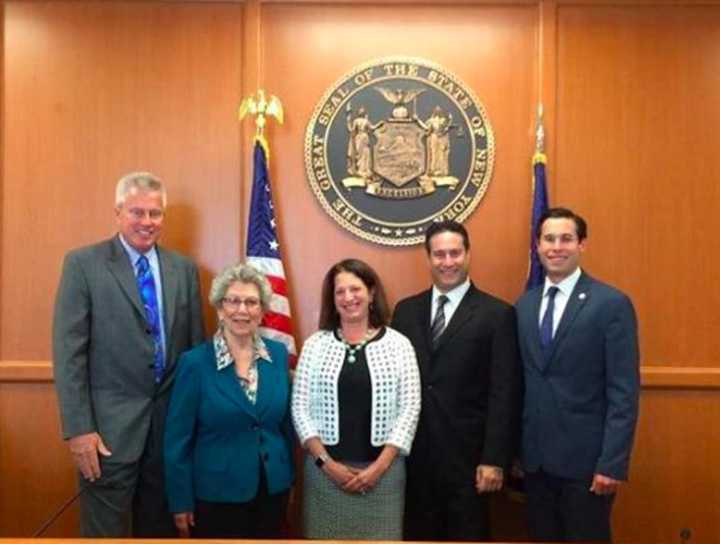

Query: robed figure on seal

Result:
[347,107,374,179]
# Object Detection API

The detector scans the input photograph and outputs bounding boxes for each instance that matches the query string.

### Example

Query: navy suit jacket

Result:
[517,272,640,481]
[164,338,294,513]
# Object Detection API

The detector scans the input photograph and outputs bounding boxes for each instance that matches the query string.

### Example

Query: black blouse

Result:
[326,327,387,463]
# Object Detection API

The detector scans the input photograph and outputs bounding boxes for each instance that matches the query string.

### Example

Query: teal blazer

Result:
[164,338,294,513]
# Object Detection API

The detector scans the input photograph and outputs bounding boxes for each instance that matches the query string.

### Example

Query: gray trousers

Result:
[78,403,175,537]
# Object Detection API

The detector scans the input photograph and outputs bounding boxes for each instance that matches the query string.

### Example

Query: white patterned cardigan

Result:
[291,327,422,456]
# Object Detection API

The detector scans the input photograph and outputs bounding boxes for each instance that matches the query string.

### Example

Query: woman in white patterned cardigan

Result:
[292,258,421,540]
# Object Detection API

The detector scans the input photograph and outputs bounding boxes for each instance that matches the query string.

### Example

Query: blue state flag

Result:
[525,150,549,291]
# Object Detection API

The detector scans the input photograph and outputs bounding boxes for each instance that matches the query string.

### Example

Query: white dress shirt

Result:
[538,267,582,337]
[431,278,471,329]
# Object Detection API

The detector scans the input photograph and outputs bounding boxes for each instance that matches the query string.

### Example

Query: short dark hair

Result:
[424,220,470,254]
[318,259,390,330]
[536,207,588,241]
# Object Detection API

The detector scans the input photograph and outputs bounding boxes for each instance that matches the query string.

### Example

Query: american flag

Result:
[246,139,297,365]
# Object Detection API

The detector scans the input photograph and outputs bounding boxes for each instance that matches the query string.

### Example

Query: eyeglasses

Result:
[126,208,164,221]
[221,297,261,311]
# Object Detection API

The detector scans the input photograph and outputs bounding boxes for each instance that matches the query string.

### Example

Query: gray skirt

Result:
[302,454,406,540]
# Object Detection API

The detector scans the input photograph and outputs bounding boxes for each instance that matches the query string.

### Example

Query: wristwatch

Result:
[314,453,330,469]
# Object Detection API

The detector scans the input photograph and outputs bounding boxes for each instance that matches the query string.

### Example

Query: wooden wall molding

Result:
[0,361,53,382]
[641,366,720,389]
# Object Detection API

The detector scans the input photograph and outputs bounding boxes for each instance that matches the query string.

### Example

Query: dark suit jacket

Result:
[516,272,640,481]
[391,284,521,487]
[164,339,294,513]
[52,235,205,463]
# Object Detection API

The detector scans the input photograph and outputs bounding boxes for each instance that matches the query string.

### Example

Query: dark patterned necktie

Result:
[431,295,449,348]
[136,255,164,383]
[539,286,559,357]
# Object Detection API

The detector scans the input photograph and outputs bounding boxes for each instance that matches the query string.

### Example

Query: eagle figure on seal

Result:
[374,87,425,120]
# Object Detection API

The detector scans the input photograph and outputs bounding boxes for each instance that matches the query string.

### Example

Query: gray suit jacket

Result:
[53,236,205,464]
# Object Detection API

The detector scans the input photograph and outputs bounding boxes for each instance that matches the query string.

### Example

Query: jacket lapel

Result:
[254,359,278,419]
[546,273,592,364]
[157,246,178,342]
[416,290,434,359]
[523,286,547,372]
[106,236,146,318]
[433,285,476,352]
[214,362,258,418]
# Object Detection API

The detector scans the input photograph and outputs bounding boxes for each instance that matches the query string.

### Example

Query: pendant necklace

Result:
[338,328,374,364]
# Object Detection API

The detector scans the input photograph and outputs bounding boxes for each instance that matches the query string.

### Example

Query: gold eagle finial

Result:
[238,90,284,139]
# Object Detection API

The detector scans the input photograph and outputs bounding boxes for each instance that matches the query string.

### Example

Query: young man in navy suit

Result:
[517,207,640,542]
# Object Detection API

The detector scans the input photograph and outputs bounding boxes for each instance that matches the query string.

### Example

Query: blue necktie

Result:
[136,255,164,383]
[539,286,559,358]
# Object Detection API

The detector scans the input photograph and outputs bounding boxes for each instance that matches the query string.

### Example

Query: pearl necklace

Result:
[338,328,374,364]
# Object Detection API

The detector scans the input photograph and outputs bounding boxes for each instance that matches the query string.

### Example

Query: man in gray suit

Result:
[53,172,205,537]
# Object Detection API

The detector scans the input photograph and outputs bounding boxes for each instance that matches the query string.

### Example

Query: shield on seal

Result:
[372,120,426,187]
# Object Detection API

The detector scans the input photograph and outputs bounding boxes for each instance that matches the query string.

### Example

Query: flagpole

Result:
[526,104,550,291]
[238,90,297,364]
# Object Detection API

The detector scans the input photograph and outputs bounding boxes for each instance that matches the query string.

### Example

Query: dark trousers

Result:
[525,469,614,542]
[79,403,174,537]
[192,469,289,539]
[404,473,489,541]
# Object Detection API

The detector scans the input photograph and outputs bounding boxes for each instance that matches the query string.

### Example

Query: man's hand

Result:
[68,432,112,482]
[590,473,621,495]
[174,512,195,538]
[475,464,504,494]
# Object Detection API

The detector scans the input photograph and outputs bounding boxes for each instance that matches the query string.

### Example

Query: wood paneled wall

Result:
[1,0,718,540]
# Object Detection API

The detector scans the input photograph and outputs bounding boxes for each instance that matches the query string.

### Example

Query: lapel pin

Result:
[578,292,587,300]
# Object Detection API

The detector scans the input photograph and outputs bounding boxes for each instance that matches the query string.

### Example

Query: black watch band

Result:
[314,453,330,468]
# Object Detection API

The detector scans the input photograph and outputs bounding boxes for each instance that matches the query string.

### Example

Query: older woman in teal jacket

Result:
[164,263,294,538]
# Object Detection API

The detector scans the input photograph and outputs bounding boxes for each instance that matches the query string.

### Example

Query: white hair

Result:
[209,263,273,312]
[115,171,167,207]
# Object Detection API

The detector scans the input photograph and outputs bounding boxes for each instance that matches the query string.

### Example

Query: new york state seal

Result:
[304,56,495,246]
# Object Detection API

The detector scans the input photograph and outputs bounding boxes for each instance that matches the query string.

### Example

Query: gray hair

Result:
[115,171,167,208]
[209,263,273,311]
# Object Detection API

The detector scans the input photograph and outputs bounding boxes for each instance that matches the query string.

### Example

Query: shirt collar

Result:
[118,233,158,267]
[432,278,471,307]
[543,266,582,298]
[213,329,272,371]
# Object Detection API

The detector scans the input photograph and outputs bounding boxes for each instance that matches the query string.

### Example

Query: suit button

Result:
[426,385,433,391]
[145,328,152,334]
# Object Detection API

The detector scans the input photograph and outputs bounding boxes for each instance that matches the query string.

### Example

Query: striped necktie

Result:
[431,295,449,348]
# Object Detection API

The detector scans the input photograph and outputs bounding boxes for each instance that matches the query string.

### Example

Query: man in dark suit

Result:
[53,172,205,537]
[391,220,521,541]
[517,207,639,542]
